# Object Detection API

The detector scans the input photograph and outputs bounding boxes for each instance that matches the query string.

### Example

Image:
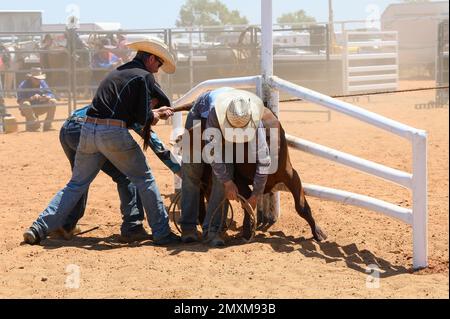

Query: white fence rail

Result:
[344,31,399,94]
[171,75,261,141]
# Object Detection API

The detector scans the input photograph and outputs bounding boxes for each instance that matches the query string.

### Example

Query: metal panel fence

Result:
[343,31,399,94]
[1,25,337,132]
[0,31,73,132]
[436,20,449,106]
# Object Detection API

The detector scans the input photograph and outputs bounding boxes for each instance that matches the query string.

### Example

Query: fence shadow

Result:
[36,226,410,277]
[251,230,410,278]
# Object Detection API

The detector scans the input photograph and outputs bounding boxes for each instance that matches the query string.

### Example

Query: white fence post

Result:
[172,111,184,193]
[261,0,280,220]
[412,131,428,270]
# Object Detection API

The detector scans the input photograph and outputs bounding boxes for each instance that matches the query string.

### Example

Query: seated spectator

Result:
[91,38,122,70]
[17,67,57,132]
[0,43,16,99]
[91,38,123,89]
[115,34,132,62]
[0,73,8,117]
[0,44,11,116]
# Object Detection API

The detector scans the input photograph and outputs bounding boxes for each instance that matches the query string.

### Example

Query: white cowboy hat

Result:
[27,67,46,80]
[126,38,176,74]
[214,89,264,144]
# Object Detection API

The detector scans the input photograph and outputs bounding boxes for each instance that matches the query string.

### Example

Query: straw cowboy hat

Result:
[214,89,264,144]
[26,67,46,80]
[126,38,176,74]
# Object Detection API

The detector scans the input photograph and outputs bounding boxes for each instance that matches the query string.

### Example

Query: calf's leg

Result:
[235,179,254,241]
[286,169,327,242]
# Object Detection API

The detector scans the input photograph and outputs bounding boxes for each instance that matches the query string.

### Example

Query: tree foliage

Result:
[277,10,316,28]
[176,0,249,27]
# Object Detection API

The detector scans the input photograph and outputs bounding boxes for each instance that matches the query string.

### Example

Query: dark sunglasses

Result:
[155,56,164,67]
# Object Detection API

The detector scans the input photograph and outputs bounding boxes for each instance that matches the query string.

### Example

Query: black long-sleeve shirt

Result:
[87,58,164,127]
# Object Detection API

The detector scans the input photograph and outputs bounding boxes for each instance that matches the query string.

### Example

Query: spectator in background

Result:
[0,53,5,116]
[41,34,54,54]
[0,43,12,114]
[115,34,132,62]
[0,72,7,117]
[17,67,57,132]
[40,34,56,88]
[91,38,123,90]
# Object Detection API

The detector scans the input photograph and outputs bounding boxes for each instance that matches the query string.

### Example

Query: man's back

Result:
[88,59,155,127]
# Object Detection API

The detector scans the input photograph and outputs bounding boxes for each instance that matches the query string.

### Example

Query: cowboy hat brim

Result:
[215,89,264,144]
[27,74,46,80]
[127,39,176,74]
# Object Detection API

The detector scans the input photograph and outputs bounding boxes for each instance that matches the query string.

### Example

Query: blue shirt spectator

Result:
[17,78,56,104]
[17,67,57,131]
[91,51,121,69]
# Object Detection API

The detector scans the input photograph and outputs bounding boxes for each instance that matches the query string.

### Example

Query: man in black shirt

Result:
[23,39,180,246]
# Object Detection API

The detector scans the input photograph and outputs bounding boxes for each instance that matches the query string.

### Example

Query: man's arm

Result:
[40,80,56,99]
[250,124,271,198]
[207,108,232,184]
[131,123,181,174]
[17,80,28,103]
[134,76,155,127]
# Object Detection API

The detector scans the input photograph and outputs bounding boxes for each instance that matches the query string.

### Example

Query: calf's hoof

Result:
[313,225,328,242]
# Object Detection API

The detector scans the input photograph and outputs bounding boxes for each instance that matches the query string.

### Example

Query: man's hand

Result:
[156,106,174,120]
[247,195,258,210]
[224,180,239,202]
[152,111,161,125]
[30,94,41,102]
[41,95,51,102]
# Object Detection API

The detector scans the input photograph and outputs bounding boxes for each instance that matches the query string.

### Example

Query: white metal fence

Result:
[343,31,399,94]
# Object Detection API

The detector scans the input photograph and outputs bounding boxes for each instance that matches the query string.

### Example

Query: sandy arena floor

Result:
[0,81,448,298]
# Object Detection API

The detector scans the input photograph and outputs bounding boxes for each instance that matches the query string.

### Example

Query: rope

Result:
[279,85,450,103]
[208,194,256,242]
[168,191,255,241]
[168,190,235,234]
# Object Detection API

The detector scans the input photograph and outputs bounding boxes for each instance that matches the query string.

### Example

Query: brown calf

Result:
[178,106,327,242]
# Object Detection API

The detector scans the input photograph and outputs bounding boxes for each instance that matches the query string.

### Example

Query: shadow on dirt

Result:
[252,230,411,278]
[38,226,410,277]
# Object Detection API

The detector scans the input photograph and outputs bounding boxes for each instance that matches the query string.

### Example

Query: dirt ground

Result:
[0,80,448,299]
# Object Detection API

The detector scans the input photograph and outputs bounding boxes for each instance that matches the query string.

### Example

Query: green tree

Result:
[277,10,316,28]
[176,0,249,27]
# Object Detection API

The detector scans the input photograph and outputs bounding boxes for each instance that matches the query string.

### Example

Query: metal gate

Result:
[436,20,449,106]
[343,31,399,94]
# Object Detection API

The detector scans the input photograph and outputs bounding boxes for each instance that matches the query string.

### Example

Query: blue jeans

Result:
[59,119,144,234]
[32,122,170,240]
[179,111,229,234]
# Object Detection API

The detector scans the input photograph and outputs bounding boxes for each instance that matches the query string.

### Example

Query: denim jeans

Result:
[32,122,170,240]
[59,119,144,234]
[179,111,229,234]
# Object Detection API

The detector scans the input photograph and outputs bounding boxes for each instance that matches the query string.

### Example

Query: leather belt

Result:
[85,116,127,128]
